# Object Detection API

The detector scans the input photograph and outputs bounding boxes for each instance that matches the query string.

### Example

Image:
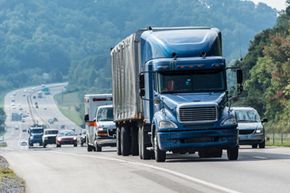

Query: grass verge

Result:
[54,91,83,126]
[0,156,25,193]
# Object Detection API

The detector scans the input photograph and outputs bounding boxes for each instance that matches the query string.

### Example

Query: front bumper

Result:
[44,137,56,144]
[57,139,77,145]
[239,133,265,145]
[95,137,116,147]
[158,127,238,151]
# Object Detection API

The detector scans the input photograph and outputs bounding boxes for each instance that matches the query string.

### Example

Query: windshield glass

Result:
[235,110,260,122]
[97,107,113,121]
[157,70,226,93]
[31,128,43,133]
[59,130,76,136]
[45,130,58,135]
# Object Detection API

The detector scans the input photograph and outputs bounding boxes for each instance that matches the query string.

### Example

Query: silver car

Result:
[233,107,267,148]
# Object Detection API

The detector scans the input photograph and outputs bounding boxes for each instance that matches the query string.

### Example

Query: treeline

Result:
[236,2,290,132]
[0,0,277,94]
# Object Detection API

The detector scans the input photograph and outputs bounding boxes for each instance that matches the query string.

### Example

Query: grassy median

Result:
[54,91,83,126]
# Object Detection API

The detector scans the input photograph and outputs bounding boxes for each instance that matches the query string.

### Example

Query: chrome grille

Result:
[179,106,217,123]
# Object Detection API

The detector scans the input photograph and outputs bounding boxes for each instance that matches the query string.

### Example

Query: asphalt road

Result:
[1,84,290,193]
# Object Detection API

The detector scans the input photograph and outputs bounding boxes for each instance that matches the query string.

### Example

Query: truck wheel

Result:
[43,143,47,148]
[227,146,239,160]
[87,145,93,152]
[131,127,139,156]
[252,144,258,148]
[116,127,121,155]
[74,143,77,147]
[121,126,130,156]
[96,144,102,152]
[56,144,61,148]
[154,130,166,162]
[259,141,265,148]
[138,126,151,160]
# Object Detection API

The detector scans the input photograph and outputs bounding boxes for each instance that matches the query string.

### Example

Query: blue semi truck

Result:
[111,27,243,162]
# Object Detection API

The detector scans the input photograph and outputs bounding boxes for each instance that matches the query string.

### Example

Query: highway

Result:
[1,84,290,193]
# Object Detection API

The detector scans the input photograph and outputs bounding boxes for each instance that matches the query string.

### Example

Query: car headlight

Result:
[73,137,77,140]
[221,117,237,126]
[98,127,104,131]
[159,120,178,129]
[30,136,33,139]
[57,137,61,141]
[255,127,263,134]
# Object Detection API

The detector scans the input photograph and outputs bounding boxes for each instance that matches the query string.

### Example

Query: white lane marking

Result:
[253,156,267,160]
[50,151,242,193]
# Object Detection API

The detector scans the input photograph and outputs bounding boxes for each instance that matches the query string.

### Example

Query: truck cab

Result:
[28,125,44,147]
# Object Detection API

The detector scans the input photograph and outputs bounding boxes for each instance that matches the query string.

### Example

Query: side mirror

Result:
[237,69,243,84]
[262,118,268,123]
[84,114,89,122]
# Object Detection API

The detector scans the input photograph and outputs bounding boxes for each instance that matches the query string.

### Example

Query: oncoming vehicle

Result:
[80,129,86,147]
[56,129,77,147]
[233,107,267,148]
[88,105,116,152]
[42,129,59,148]
[28,126,44,147]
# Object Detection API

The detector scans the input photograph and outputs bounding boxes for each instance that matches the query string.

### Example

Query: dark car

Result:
[80,129,86,146]
[42,129,59,148]
[56,129,77,147]
[28,126,44,147]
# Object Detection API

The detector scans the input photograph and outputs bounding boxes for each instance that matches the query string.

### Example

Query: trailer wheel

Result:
[139,126,152,160]
[131,127,139,156]
[116,127,121,155]
[96,144,102,152]
[154,130,166,162]
[227,146,239,160]
[87,145,93,152]
[121,126,130,156]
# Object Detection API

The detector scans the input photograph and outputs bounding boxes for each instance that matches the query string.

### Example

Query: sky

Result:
[250,0,288,10]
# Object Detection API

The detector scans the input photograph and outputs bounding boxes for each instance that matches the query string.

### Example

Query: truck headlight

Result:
[159,120,178,129]
[221,117,237,126]
[73,137,77,140]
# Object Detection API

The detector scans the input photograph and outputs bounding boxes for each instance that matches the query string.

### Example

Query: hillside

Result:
[0,0,277,94]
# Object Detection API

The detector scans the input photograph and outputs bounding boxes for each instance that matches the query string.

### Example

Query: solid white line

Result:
[50,151,242,193]
[253,156,267,160]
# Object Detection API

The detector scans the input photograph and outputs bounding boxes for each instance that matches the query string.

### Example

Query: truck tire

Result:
[43,143,47,148]
[131,127,139,156]
[87,145,93,152]
[116,127,121,155]
[121,126,130,156]
[138,126,151,160]
[227,146,239,160]
[96,144,102,152]
[252,144,258,148]
[259,141,265,148]
[154,130,166,162]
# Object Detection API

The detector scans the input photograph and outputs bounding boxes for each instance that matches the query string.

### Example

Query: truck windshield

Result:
[31,129,43,134]
[97,107,113,121]
[157,70,226,93]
